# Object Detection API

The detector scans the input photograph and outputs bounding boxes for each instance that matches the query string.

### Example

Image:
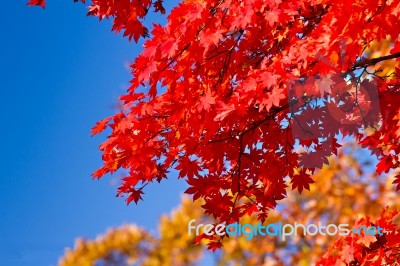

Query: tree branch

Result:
[352,52,400,70]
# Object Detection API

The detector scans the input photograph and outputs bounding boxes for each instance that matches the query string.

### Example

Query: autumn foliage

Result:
[59,144,400,265]
[29,0,400,263]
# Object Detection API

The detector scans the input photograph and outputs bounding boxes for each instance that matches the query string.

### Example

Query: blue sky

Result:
[0,1,189,265]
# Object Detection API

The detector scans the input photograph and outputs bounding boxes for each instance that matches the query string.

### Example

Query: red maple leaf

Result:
[198,89,216,111]
[376,156,394,175]
[290,169,315,194]
[175,157,202,179]
[91,117,111,136]
[125,188,144,205]
[27,0,45,8]
[207,241,222,252]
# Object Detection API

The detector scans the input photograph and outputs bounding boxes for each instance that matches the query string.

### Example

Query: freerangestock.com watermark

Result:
[188,219,384,241]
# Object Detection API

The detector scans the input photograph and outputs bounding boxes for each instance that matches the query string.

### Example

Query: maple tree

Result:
[58,144,400,265]
[29,0,400,254]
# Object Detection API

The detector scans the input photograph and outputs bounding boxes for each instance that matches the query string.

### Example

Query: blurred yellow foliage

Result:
[364,37,399,78]
[59,142,400,266]
[59,197,205,266]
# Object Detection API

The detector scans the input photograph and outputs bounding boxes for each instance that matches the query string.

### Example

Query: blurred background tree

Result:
[363,36,398,79]
[59,141,400,266]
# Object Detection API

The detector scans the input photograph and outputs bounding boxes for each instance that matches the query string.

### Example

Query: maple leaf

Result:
[198,89,216,111]
[315,75,334,96]
[92,166,107,180]
[376,156,394,175]
[391,1,400,16]
[126,188,144,205]
[290,169,315,194]
[91,117,112,136]
[207,241,222,252]
[175,157,202,179]
[214,102,235,121]
[258,72,279,89]
[199,28,223,47]
[193,233,207,244]
[243,202,258,215]
[123,17,149,43]
[339,244,355,264]
[266,9,280,27]
[153,0,165,14]
[27,0,45,8]
[185,176,218,201]
[260,88,286,112]
[160,38,179,58]
[356,234,377,248]
[298,147,331,169]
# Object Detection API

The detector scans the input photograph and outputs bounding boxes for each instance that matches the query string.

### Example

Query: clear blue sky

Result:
[0,1,189,265]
